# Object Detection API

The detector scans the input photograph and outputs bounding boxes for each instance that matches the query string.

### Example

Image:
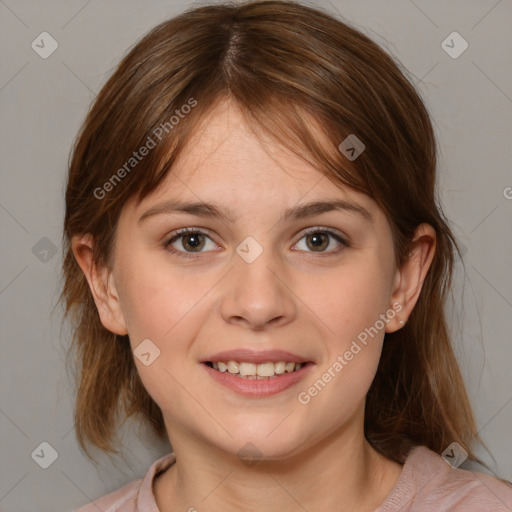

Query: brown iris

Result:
[305,232,329,251]
[181,232,206,252]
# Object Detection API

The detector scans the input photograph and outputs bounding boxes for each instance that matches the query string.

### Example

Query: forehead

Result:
[123,98,380,226]
[172,99,318,186]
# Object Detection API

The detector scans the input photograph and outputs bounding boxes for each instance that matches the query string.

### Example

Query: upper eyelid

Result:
[301,226,346,237]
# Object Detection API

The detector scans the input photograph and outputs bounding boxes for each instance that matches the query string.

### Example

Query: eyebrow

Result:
[137,198,373,226]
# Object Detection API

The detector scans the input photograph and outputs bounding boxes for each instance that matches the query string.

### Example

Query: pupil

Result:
[308,233,327,251]
[184,233,204,251]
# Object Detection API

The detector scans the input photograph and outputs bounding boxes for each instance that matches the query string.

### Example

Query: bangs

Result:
[128,92,371,211]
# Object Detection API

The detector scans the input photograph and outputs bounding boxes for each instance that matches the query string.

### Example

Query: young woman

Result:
[62,1,512,510]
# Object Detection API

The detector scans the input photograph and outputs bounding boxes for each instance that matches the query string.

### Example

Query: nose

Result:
[219,246,297,330]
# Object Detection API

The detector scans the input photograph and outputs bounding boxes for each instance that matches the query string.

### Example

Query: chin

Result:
[217,430,306,463]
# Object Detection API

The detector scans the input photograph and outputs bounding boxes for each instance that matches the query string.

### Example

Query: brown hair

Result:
[60,0,494,472]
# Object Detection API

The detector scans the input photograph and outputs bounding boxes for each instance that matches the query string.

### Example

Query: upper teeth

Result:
[213,361,302,376]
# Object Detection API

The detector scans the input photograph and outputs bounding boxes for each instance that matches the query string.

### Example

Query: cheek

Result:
[116,258,211,393]
[305,258,391,340]
[299,257,390,399]
[117,256,207,340]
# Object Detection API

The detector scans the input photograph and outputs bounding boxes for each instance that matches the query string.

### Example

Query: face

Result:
[103,99,403,460]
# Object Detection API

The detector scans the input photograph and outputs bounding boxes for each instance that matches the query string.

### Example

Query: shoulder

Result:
[72,452,177,512]
[377,445,512,511]
[72,479,141,512]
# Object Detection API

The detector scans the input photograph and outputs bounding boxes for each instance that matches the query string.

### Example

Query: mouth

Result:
[200,349,315,396]
[201,358,314,397]
[203,360,310,379]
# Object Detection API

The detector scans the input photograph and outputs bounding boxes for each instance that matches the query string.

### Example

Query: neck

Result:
[154,418,403,512]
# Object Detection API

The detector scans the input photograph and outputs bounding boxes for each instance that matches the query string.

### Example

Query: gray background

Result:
[1,0,511,511]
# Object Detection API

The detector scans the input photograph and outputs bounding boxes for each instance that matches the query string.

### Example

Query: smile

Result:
[202,361,314,396]
[205,360,304,378]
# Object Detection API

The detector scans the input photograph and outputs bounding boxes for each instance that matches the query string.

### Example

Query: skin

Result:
[72,98,436,512]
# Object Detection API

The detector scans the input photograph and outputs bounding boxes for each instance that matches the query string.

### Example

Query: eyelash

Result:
[163,227,349,259]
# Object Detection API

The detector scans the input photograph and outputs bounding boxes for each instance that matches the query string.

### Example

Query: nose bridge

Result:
[219,237,296,328]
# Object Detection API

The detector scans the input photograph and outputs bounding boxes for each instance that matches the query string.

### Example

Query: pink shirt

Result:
[74,445,512,511]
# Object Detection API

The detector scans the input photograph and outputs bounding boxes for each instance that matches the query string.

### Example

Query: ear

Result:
[386,223,436,333]
[71,233,128,336]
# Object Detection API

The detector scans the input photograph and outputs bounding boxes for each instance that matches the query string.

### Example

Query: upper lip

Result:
[201,349,312,364]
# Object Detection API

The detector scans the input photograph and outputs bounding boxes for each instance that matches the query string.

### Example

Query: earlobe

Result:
[386,223,436,333]
[71,234,129,336]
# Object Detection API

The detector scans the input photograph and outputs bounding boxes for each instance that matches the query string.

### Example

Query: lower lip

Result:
[202,362,314,397]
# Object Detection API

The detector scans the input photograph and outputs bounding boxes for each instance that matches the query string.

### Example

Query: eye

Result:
[164,228,217,257]
[293,228,348,254]
[163,226,349,259]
